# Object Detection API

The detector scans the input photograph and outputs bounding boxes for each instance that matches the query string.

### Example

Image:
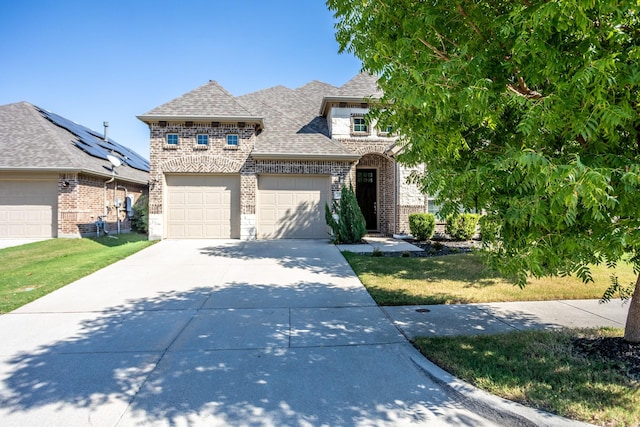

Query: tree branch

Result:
[417,37,450,61]
[506,69,543,99]
[506,84,544,99]
[457,5,486,41]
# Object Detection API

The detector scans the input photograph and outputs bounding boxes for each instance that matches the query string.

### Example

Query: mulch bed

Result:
[377,238,482,257]
[573,336,640,382]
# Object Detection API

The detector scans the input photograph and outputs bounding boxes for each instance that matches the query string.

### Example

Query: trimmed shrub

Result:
[408,213,436,241]
[446,213,480,240]
[131,195,149,234]
[479,215,501,243]
[325,184,367,244]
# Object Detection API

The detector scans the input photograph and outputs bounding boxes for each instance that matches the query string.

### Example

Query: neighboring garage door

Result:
[0,180,58,238]
[258,175,331,239]
[166,175,240,238]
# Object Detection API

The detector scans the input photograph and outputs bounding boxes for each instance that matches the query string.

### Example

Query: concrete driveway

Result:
[0,239,502,426]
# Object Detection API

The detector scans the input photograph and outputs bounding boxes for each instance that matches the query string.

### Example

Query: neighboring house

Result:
[138,73,427,240]
[0,102,149,238]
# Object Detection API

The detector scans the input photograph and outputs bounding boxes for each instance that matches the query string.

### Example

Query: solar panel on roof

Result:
[37,107,149,172]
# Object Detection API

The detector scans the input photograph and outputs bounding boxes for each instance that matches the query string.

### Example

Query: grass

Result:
[343,250,640,426]
[0,234,155,313]
[415,328,640,427]
[342,252,637,305]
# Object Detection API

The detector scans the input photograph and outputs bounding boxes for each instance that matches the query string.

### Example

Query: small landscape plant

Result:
[408,213,436,241]
[446,213,480,240]
[478,214,500,244]
[131,195,149,234]
[325,184,367,244]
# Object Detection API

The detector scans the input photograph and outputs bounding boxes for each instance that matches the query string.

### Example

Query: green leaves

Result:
[328,0,640,317]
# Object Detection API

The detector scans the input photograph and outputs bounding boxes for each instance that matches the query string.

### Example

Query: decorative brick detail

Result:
[254,160,354,194]
[160,155,244,174]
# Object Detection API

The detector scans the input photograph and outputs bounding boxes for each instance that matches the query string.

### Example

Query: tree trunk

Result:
[623,272,640,343]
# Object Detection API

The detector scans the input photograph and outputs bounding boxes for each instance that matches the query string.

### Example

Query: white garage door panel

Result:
[0,180,57,238]
[166,175,239,238]
[258,175,330,239]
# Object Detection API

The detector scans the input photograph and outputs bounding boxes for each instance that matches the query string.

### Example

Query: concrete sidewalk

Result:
[385,299,629,340]
[336,236,424,253]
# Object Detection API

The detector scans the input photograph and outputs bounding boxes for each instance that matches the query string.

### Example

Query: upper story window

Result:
[378,125,395,137]
[197,134,209,145]
[166,133,179,145]
[351,116,369,135]
[226,134,239,146]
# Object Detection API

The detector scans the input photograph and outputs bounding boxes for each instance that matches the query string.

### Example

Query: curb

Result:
[399,343,595,427]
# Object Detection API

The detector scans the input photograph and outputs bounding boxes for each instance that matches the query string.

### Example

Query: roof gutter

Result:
[0,167,149,185]
[319,95,381,116]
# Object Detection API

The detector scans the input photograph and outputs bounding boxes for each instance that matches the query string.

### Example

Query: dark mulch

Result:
[572,336,640,382]
[377,238,482,257]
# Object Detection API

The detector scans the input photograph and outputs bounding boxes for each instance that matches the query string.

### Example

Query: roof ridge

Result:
[142,80,257,118]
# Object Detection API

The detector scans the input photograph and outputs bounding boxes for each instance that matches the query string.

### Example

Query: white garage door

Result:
[166,175,240,238]
[258,175,331,239]
[0,180,58,238]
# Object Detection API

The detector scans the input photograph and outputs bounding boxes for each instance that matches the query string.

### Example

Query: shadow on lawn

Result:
[89,232,150,248]
[368,285,477,305]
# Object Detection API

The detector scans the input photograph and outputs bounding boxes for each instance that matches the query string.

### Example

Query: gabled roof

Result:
[137,80,263,125]
[140,73,383,161]
[319,72,382,115]
[0,102,149,184]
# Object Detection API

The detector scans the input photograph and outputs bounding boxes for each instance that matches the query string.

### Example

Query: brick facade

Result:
[143,76,429,240]
[57,172,147,237]
[147,121,428,239]
[147,121,358,240]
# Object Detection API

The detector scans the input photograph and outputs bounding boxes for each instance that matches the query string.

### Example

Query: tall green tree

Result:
[327,0,640,341]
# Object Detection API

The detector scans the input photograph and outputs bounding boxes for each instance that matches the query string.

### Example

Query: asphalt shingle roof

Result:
[141,80,259,120]
[237,81,357,158]
[141,72,381,159]
[334,72,383,98]
[0,102,149,184]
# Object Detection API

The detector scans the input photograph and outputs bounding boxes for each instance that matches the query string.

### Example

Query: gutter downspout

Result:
[395,161,400,234]
[104,173,115,233]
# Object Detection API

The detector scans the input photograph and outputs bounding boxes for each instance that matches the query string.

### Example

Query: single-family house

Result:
[0,102,149,238]
[138,73,428,240]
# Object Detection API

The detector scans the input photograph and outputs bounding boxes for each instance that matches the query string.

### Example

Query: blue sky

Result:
[0,0,361,160]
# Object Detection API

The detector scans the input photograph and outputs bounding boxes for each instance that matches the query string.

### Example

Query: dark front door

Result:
[356,169,377,230]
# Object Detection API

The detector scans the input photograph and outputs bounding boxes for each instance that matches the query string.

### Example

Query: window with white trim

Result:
[226,134,239,146]
[196,134,209,145]
[378,125,395,137]
[166,133,179,145]
[351,116,369,135]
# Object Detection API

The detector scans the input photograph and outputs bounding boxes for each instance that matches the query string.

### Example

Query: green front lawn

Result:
[0,234,155,313]
[416,328,640,427]
[343,251,639,426]
[343,252,637,305]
